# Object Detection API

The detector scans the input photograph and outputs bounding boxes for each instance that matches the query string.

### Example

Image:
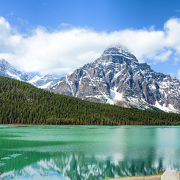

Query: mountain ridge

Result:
[52,47,180,113]
[0,59,58,89]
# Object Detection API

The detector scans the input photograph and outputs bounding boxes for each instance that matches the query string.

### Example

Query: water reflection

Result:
[0,151,165,180]
[1,150,180,180]
[0,126,180,180]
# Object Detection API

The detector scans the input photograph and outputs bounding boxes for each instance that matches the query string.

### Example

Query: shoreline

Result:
[106,175,161,180]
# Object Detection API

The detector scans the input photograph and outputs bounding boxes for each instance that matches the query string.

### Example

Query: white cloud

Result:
[0,17,180,75]
[152,50,172,62]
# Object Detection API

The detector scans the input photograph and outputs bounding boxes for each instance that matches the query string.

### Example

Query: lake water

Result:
[0,126,180,180]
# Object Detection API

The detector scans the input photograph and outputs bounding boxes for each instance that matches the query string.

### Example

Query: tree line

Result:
[0,76,180,126]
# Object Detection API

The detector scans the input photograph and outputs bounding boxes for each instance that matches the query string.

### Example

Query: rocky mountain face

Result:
[0,59,58,89]
[52,47,180,113]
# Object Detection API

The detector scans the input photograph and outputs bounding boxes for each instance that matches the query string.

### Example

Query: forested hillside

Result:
[0,76,180,125]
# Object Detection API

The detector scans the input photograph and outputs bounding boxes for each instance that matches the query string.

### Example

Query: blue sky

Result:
[1,0,180,31]
[0,0,180,77]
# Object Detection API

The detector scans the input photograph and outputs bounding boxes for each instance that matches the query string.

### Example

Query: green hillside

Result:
[0,76,180,125]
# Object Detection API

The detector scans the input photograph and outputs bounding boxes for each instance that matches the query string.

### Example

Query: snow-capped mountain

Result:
[28,74,59,89]
[0,59,58,89]
[52,47,180,113]
[0,59,32,81]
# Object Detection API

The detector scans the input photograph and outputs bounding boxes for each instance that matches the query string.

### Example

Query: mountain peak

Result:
[0,59,11,67]
[0,59,17,73]
[102,47,138,62]
[52,47,180,113]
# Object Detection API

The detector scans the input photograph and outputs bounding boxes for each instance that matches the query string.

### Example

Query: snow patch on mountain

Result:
[6,71,21,80]
[154,101,177,113]
[38,81,53,89]
[110,87,124,101]
[28,75,41,84]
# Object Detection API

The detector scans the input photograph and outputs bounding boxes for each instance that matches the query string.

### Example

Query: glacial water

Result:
[0,125,180,180]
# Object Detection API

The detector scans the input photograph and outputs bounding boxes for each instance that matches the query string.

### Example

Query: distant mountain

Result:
[28,74,59,89]
[0,59,58,89]
[52,47,180,113]
[0,59,32,81]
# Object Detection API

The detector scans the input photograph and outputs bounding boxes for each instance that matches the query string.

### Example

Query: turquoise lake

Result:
[0,125,180,180]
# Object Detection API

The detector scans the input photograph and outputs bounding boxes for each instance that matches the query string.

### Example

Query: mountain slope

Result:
[0,59,58,89]
[27,74,59,89]
[52,47,180,113]
[0,76,180,125]
[0,59,32,81]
